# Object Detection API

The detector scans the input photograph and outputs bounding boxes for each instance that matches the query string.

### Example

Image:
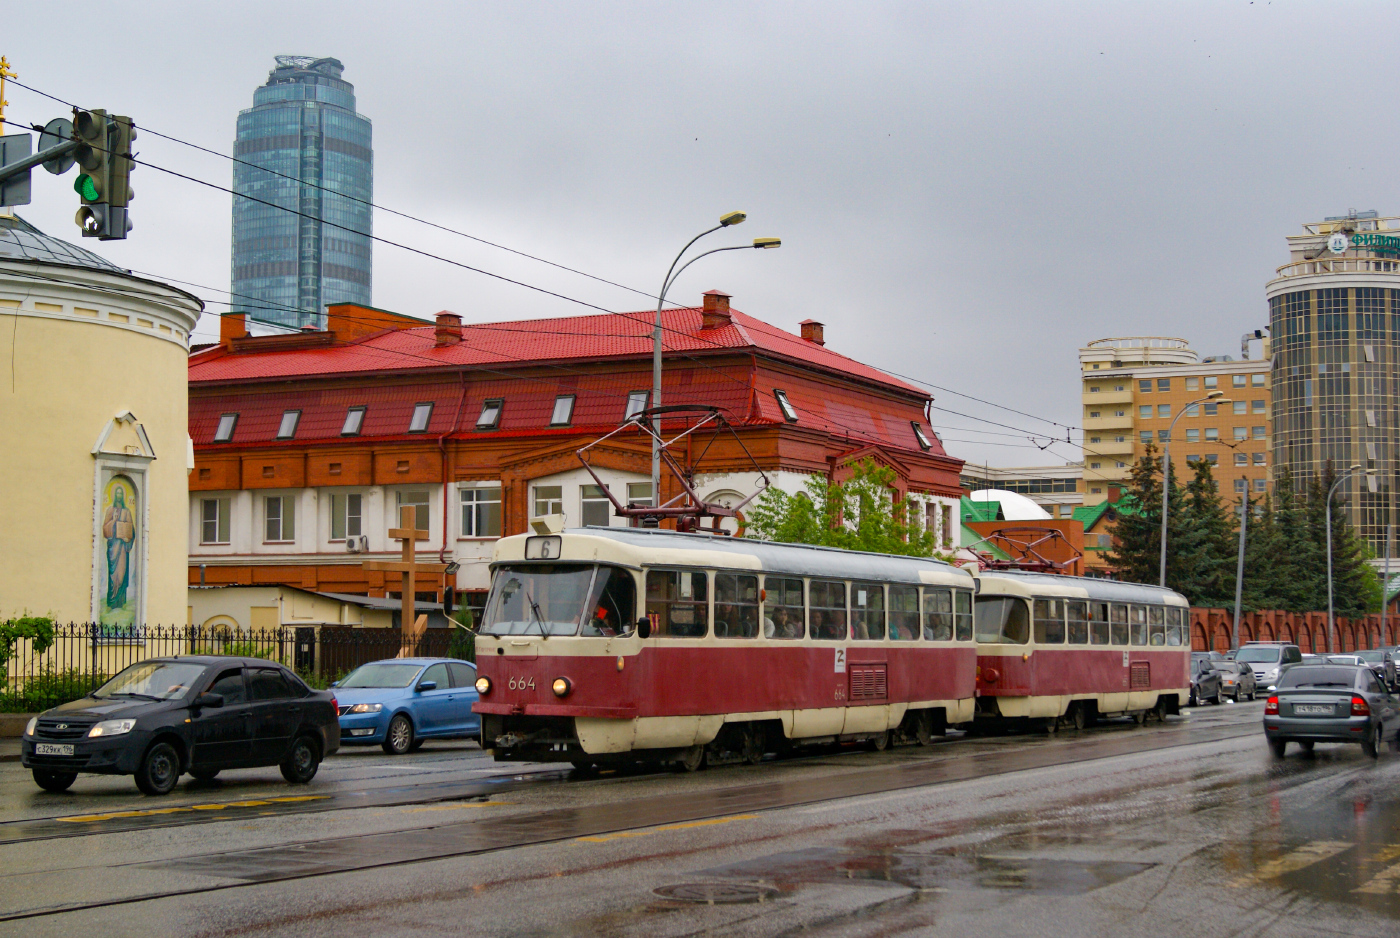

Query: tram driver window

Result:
[714,573,760,638]
[764,577,805,639]
[809,580,848,640]
[974,597,1029,645]
[889,585,919,641]
[922,588,953,641]
[954,590,973,641]
[1089,602,1110,645]
[581,566,636,637]
[852,583,885,640]
[1166,607,1185,646]
[1110,603,1129,646]
[645,569,708,637]
[1148,606,1166,645]
[1067,601,1089,644]
[1033,598,1065,644]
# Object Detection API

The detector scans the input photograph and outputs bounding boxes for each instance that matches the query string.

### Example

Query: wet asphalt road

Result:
[2,700,1399,936]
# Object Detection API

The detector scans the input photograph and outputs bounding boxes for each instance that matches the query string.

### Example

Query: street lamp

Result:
[1159,390,1229,587]
[649,215,780,506]
[1326,464,1374,653]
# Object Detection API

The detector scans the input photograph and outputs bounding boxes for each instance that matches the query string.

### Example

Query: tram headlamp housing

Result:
[475,676,492,695]
[552,677,572,698]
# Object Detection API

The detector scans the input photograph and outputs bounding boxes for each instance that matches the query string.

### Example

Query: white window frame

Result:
[580,484,611,527]
[396,489,432,532]
[330,492,363,541]
[533,484,564,517]
[459,484,502,539]
[264,494,296,543]
[201,497,231,544]
[627,481,654,507]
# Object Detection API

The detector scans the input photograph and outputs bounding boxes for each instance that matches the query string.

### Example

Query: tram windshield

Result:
[974,596,1030,645]
[482,564,635,637]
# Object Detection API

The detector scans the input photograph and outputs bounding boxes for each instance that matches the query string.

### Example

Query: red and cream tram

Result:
[472,527,978,769]
[971,571,1191,728]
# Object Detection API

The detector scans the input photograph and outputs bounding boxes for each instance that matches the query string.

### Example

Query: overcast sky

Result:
[8,2,1397,469]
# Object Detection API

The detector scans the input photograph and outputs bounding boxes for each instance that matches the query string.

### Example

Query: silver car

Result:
[1263,664,1400,759]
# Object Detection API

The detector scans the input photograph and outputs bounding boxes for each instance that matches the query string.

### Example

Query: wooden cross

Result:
[363,506,449,651]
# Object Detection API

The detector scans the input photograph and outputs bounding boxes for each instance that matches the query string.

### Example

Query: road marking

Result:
[404,801,514,813]
[58,795,328,823]
[576,814,758,844]
[1230,841,1353,886]
[1352,844,1400,895]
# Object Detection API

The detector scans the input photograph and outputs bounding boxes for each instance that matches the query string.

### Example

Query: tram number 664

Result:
[508,676,536,691]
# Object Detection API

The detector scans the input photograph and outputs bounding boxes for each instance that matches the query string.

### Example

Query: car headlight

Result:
[346,703,382,714]
[475,676,491,695]
[24,717,37,737]
[552,677,572,698]
[88,719,136,738]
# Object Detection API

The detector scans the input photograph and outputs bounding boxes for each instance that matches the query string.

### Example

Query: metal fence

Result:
[1,623,473,713]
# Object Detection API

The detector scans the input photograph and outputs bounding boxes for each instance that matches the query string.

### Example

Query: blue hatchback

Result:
[333,658,480,754]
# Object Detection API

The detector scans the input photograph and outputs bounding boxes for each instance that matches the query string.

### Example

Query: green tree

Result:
[1174,458,1239,608]
[1106,445,1193,590]
[1270,465,1326,613]
[1239,494,1288,612]
[745,459,940,557]
[1311,463,1382,618]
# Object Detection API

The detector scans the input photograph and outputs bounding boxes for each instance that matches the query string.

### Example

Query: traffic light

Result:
[71,108,133,240]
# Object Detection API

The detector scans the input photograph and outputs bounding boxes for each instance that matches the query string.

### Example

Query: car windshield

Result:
[1326,656,1361,665]
[482,564,597,636]
[93,661,206,700]
[338,663,424,688]
[1236,647,1283,663]
[1277,667,1357,689]
[1355,651,1384,663]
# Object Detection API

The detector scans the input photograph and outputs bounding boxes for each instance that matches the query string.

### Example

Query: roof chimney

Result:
[220,311,247,346]
[799,319,824,346]
[700,290,732,329]
[434,312,463,347]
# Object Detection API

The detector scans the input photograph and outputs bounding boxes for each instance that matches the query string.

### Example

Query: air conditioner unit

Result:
[345,537,361,553]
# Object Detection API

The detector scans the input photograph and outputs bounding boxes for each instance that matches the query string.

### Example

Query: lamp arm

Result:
[662,244,755,297]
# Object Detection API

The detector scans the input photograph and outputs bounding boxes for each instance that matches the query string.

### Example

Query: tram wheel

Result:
[1132,710,1147,725]
[915,712,934,746]
[867,731,890,752]
[1153,698,1169,722]
[674,746,706,773]
[740,727,764,766]
[1067,703,1087,731]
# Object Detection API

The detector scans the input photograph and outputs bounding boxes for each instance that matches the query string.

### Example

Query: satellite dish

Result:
[1328,232,1349,254]
[39,118,74,175]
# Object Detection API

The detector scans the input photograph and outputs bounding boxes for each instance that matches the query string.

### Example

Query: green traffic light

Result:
[74,174,99,201]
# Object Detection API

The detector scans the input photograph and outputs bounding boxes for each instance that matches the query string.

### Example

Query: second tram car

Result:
[971,570,1191,728]
[472,527,978,768]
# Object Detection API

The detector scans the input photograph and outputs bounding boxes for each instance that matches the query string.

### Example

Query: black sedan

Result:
[1189,656,1223,706]
[21,656,339,795]
[1263,664,1400,759]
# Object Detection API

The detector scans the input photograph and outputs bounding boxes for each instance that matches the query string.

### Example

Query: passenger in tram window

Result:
[1148,606,1166,645]
[1165,607,1185,646]
[581,566,637,637]
[644,569,708,637]
[1067,600,1089,644]
[1090,602,1110,645]
[1129,604,1148,645]
[922,588,953,641]
[714,573,760,638]
[889,585,919,640]
[954,590,973,641]
[810,580,848,640]
[852,582,885,640]
[1109,603,1128,645]
[1033,598,1065,644]
[764,577,805,639]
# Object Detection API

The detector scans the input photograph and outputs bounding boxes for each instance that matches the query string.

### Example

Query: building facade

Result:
[959,463,1083,519]
[1080,337,1271,507]
[231,56,372,329]
[189,292,966,602]
[0,213,201,627]
[1267,211,1400,555]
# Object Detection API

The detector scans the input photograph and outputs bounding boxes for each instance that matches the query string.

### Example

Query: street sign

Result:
[38,118,74,174]
[0,133,32,206]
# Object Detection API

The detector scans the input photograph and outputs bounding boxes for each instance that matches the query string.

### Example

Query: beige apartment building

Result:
[1080,337,1271,507]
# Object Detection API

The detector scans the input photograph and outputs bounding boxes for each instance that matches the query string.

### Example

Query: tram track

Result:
[0,714,1265,922]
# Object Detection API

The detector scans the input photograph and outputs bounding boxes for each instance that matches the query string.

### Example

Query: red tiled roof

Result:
[188,305,925,396]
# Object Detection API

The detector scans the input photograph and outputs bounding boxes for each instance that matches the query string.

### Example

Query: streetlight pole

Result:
[1159,391,1228,587]
[1326,464,1372,654]
[1232,481,1248,650]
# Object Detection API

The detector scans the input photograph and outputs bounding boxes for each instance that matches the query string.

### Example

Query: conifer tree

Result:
[1311,462,1382,618]
[1271,465,1326,613]
[1175,458,1238,608]
[1106,445,1191,589]
[1240,494,1287,611]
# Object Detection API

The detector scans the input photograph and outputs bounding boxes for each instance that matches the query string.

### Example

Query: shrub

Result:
[1,666,106,712]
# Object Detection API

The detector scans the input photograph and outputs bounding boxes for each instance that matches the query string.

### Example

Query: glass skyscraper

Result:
[231,56,372,328]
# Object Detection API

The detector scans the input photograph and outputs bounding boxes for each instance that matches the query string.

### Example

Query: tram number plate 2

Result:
[507,676,536,691]
[834,648,846,673]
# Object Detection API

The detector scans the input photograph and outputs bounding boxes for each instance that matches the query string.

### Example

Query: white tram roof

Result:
[495,527,974,586]
[976,570,1189,606]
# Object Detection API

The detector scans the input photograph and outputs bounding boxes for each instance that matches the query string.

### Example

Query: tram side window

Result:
[852,582,885,640]
[974,597,1030,645]
[765,577,805,639]
[1109,603,1129,645]
[1148,605,1166,645]
[714,573,760,638]
[1127,604,1146,645]
[1166,607,1185,646]
[1067,601,1089,644]
[954,590,973,641]
[1090,602,1110,645]
[922,588,952,640]
[645,569,708,638]
[889,585,919,640]
[582,565,637,637]
[1034,598,1065,644]
[809,580,848,640]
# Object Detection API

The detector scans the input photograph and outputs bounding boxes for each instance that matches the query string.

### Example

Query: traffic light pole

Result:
[0,137,77,185]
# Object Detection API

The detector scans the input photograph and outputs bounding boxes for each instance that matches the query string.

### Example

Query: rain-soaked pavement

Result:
[2,700,1398,936]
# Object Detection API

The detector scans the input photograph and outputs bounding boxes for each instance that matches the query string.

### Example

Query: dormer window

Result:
[774,389,798,423]
[477,399,503,429]
[912,422,932,451]
[550,395,575,427]
[276,410,300,440]
[214,413,238,443]
[409,402,434,433]
[625,390,649,420]
[341,406,366,436]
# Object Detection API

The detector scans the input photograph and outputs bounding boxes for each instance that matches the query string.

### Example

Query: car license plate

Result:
[34,743,74,756]
[1295,705,1332,715]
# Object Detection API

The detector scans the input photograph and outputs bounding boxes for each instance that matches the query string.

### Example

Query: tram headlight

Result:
[475,676,492,695]
[552,677,572,698]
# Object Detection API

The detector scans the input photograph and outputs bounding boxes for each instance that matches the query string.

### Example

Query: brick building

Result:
[188,292,965,603]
